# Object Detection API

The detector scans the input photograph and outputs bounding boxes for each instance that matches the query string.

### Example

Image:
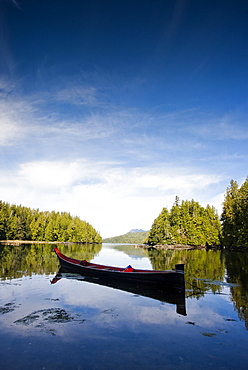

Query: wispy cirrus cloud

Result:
[1,74,247,150]
[1,79,247,179]
[0,81,118,148]
[8,0,22,9]
[54,86,100,107]
[0,95,34,146]
[186,112,248,140]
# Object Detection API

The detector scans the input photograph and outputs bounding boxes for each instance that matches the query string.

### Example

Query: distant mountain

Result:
[103,230,149,244]
[128,229,146,233]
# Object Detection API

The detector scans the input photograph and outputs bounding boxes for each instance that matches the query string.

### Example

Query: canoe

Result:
[53,247,185,288]
[51,267,187,316]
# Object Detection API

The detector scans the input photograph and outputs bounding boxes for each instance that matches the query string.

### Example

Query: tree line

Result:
[0,201,102,243]
[146,177,248,249]
[221,177,248,249]
[0,177,247,248]
[146,197,221,246]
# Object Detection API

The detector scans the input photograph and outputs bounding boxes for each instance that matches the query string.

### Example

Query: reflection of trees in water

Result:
[225,251,248,330]
[2,243,248,329]
[147,249,225,296]
[147,248,248,329]
[0,243,102,279]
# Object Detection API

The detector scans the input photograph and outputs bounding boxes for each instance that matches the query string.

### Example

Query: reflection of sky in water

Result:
[0,275,241,332]
[92,244,152,269]
[0,245,248,369]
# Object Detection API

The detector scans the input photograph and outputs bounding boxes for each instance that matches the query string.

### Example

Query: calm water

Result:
[0,243,248,370]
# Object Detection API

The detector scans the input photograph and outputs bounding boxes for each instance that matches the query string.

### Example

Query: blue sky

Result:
[1,0,248,237]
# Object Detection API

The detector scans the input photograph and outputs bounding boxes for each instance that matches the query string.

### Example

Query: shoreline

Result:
[0,240,96,246]
[137,243,222,251]
[137,244,248,252]
[1,240,247,251]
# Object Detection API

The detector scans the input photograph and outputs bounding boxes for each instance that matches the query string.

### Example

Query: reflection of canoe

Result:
[51,267,187,316]
[54,248,185,288]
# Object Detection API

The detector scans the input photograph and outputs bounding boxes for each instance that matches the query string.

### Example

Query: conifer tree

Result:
[222,178,248,248]
[0,201,102,243]
[147,197,221,246]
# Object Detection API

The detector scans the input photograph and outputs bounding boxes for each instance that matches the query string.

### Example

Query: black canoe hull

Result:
[54,248,185,289]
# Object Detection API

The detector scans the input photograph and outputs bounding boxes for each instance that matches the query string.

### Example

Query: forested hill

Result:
[0,201,102,243]
[103,231,149,244]
[146,198,222,246]
[1,177,247,248]
[146,177,248,249]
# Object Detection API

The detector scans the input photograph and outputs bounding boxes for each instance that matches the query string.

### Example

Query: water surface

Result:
[0,243,248,369]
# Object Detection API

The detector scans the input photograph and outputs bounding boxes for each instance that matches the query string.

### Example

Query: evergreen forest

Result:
[146,177,248,249]
[221,177,248,249]
[0,177,247,249]
[0,201,102,243]
[146,197,222,246]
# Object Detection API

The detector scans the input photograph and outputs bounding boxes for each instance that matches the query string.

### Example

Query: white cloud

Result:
[0,159,225,237]
[0,79,245,238]
[18,161,84,189]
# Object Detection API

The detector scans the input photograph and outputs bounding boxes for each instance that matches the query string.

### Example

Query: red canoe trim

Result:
[53,247,183,275]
